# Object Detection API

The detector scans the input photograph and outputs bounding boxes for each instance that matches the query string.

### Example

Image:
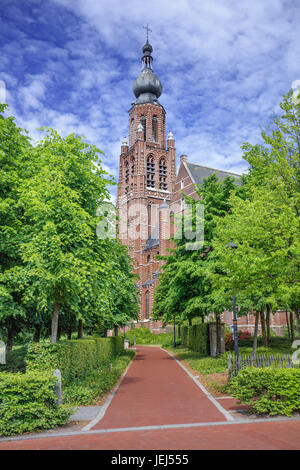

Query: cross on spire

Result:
[143,24,152,42]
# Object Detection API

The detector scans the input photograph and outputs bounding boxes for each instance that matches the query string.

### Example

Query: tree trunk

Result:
[252,311,259,360]
[77,319,83,339]
[290,311,295,343]
[114,326,118,336]
[51,298,60,343]
[67,325,72,340]
[33,324,41,342]
[286,310,291,341]
[266,304,271,341]
[215,313,222,357]
[260,310,267,347]
[6,323,16,352]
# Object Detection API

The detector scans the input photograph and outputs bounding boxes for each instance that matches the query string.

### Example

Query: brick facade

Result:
[115,38,290,336]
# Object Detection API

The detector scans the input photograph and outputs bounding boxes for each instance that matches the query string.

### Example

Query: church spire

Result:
[132,29,163,105]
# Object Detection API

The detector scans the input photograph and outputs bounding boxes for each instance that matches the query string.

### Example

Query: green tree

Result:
[153,174,239,355]
[15,128,114,343]
[0,104,32,350]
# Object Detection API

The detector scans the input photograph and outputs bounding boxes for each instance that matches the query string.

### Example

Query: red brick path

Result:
[92,346,226,429]
[0,346,299,450]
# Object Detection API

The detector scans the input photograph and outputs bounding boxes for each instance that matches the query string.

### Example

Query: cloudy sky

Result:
[0,0,299,201]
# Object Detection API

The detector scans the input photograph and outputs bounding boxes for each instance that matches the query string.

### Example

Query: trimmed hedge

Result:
[0,371,72,436]
[26,336,124,385]
[230,368,300,416]
[181,324,209,354]
[124,327,172,346]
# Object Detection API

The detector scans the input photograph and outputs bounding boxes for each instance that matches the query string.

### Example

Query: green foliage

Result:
[63,350,135,405]
[180,324,209,354]
[230,368,300,416]
[0,370,72,436]
[124,327,172,346]
[153,174,239,325]
[26,336,125,385]
[0,345,27,373]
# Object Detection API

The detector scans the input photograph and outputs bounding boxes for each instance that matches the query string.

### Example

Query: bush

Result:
[26,336,125,385]
[225,330,251,351]
[0,371,72,436]
[180,325,209,354]
[63,350,135,405]
[0,345,28,373]
[124,327,172,346]
[230,368,300,416]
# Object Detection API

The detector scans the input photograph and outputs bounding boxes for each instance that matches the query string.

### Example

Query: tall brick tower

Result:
[117,35,176,329]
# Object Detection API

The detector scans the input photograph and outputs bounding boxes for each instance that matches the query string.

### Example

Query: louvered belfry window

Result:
[159,157,167,190]
[147,156,155,188]
[125,161,129,184]
[152,115,157,142]
[140,115,146,141]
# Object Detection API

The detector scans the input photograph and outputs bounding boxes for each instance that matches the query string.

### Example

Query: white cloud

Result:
[2,0,299,192]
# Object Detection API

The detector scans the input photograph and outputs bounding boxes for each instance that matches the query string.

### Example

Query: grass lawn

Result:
[164,336,295,396]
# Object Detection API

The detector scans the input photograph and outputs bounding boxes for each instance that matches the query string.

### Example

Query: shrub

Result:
[230,368,300,416]
[124,327,172,346]
[63,350,135,405]
[225,330,251,351]
[26,336,125,386]
[0,346,28,373]
[180,325,209,354]
[0,371,72,436]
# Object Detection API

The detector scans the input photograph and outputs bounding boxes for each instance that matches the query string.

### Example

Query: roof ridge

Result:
[187,162,242,177]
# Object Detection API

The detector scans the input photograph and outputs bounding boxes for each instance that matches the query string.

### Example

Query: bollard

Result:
[53,369,62,405]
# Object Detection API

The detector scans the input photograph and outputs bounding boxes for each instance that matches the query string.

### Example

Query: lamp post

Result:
[228,240,239,358]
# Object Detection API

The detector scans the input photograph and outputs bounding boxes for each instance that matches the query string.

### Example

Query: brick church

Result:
[116,36,290,336]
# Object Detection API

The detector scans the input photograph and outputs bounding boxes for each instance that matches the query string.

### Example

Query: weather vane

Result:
[143,24,152,42]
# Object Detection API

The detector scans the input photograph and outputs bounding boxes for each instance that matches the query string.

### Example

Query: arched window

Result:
[152,115,157,142]
[147,156,155,188]
[125,161,129,184]
[159,158,167,190]
[140,115,146,141]
[131,156,135,177]
[145,290,150,319]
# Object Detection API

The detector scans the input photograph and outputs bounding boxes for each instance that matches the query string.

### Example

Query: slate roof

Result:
[187,163,242,186]
[144,223,159,251]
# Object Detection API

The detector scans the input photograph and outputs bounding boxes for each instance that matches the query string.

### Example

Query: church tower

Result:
[117,34,176,328]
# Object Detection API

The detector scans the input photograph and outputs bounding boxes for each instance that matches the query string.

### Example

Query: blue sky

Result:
[1,0,299,202]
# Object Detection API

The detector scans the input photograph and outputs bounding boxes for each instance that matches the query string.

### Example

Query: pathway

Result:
[0,346,299,450]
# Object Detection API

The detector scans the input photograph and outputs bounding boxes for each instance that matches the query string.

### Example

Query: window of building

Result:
[159,157,167,190]
[131,156,135,177]
[125,161,129,184]
[181,180,184,189]
[140,115,146,141]
[152,115,157,142]
[145,290,150,319]
[147,156,155,188]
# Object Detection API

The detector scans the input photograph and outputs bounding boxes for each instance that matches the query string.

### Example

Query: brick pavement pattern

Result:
[0,346,299,450]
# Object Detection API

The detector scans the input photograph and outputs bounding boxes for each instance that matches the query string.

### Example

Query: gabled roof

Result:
[186,163,241,186]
